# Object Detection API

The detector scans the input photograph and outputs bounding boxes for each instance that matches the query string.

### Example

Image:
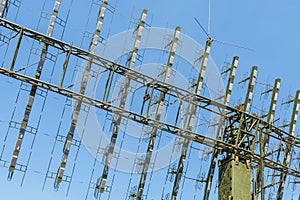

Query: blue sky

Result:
[0,0,300,200]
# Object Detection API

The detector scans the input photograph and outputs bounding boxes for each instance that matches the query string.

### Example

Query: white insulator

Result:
[233,59,238,67]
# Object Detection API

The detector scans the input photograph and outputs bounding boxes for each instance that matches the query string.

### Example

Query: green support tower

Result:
[218,155,251,200]
[218,66,257,200]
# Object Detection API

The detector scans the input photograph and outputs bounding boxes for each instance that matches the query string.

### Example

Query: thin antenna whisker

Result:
[208,0,211,36]
[213,39,254,51]
[195,3,253,52]
[194,17,209,38]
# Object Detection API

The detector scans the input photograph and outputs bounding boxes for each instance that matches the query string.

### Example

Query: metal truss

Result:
[1,17,300,199]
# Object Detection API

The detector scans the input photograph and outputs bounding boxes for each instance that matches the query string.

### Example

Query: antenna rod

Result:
[276,90,300,200]
[194,17,209,38]
[253,78,280,200]
[170,37,212,200]
[203,56,239,200]
[244,66,257,112]
[208,0,211,36]
[233,66,257,154]
[136,26,181,200]
[55,0,108,189]
[194,17,253,52]
[8,0,62,181]
[94,9,147,195]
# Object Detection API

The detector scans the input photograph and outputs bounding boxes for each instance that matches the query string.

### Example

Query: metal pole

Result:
[170,37,212,200]
[8,0,61,181]
[276,90,300,200]
[95,9,147,195]
[136,26,181,200]
[9,28,23,71]
[203,56,239,200]
[55,0,108,188]
[59,48,72,88]
[254,78,280,200]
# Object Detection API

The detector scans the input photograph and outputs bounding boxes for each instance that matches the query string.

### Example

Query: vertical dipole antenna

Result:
[170,37,212,200]
[253,78,280,200]
[276,90,300,200]
[7,0,61,181]
[136,26,181,200]
[217,66,257,200]
[264,78,281,151]
[244,66,257,113]
[203,56,239,200]
[54,0,108,189]
[233,66,257,154]
[94,9,147,195]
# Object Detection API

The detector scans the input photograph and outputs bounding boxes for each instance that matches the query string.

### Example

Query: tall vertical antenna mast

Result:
[55,0,109,188]
[243,66,257,113]
[254,78,280,200]
[7,0,62,180]
[276,90,300,200]
[263,79,281,151]
[170,37,212,200]
[95,8,147,195]
[170,3,213,193]
[136,26,181,200]
[203,56,239,200]
[218,66,257,200]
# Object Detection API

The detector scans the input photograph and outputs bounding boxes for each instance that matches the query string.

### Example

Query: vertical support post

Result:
[55,0,108,189]
[103,70,114,102]
[194,38,212,94]
[145,85,155,118]
[10,28,23,71]
[203,56,239,200]
[136,26,181,200]
[254,78,280,200]
[59,48,72,88]
[263,78,281,151]
[243,66,257,113]
[8,0,61,181]
[219,66,257,200]
[95,9,147,195]
[170,37,212,200]
[234,66,257,153]
[276,90,300,200]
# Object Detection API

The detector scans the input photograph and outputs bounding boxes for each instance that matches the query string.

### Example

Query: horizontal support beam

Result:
[0,67,300,180]
[0,18,297,147]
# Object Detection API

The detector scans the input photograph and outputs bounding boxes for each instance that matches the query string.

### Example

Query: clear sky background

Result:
[0,0,300,200]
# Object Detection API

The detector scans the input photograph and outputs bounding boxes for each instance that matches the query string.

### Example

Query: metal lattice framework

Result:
[0,1,300,200]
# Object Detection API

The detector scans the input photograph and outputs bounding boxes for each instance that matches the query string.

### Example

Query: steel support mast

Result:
[218,66,257,200]
[276,90,300,200]
[253,78,280,200]
[203,56,239,200]
[8,0,61,180]
[170,37,212,200]
[55,0,108,188]
[95,9,147,195]
[136,26,181,200]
